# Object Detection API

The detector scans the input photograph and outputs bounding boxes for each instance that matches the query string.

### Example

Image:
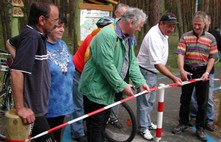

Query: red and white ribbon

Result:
[25,78,221,141]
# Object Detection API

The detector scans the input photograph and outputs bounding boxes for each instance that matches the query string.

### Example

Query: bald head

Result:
[114,3,129,18]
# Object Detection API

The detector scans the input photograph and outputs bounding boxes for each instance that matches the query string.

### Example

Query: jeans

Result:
[71,70,85,138]
[179,65,209,129]
[190,73,215,124]
[137,67,157,132]
[84,96,111,142]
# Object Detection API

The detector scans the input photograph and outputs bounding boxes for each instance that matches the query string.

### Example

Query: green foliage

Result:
[167,32,179,73]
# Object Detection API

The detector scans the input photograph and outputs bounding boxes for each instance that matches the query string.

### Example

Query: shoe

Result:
[206,123,215,131]
[188,119,196,126]
[139,129,154,141]
[149,122,157,130]
[73,136,87,142]
[196,128,207,142]
[172,124,188,134]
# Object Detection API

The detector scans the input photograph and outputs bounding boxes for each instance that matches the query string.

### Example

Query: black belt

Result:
[185,64,207,71]
[139,66,157,74]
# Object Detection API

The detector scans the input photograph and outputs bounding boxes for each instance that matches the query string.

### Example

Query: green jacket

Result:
[78,21,146,105]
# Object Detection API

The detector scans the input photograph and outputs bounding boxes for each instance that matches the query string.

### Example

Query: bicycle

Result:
[0,49,13,141]
[105,93,137,142]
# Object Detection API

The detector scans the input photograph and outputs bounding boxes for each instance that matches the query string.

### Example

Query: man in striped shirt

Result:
[172,11,218,142]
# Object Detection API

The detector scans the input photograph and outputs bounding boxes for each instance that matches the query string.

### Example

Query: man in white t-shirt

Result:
[136,12,182,141]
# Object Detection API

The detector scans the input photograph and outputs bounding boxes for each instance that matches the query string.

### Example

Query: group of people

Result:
[5,1,221,142]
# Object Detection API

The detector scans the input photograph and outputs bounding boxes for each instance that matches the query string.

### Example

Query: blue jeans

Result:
[190,73,215,124]
[136,67,157,132]
[71,70,85,138]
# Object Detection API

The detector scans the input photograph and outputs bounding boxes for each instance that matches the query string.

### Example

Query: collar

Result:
[192,29,205,38]
[115,20,136,45]
[157,24,168,39]
[26,25,46,40]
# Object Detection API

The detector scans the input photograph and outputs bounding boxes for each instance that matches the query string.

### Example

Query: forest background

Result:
[0,0,221,71]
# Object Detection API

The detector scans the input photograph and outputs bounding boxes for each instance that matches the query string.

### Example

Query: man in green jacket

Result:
[79,7,150,142]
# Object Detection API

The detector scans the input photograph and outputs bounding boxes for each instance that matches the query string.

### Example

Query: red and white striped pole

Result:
[156,84,165,142]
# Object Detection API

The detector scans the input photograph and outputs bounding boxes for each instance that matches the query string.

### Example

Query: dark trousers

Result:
[83,96,111,142]
[47,115,65,142]
[32,116,55,142]
[179,65,209,129]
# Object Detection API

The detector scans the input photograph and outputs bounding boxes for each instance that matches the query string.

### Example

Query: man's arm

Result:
[155,64,182,83]
[178,54,191,81]
[201,58,215,80]
[6,40,16,59]
[11,70,35,124]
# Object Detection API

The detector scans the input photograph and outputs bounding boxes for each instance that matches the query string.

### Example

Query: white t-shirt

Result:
[137,24,169,73]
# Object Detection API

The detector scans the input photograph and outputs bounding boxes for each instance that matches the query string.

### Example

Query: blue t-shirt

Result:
[46,40,75,118]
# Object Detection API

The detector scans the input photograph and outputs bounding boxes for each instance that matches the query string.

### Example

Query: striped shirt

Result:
[176,31,218,67]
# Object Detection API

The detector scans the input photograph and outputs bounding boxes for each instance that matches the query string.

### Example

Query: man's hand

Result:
[16,107,35,124]
[122,84,135,96]
[201,72,209,81]
[180,70,192,81]
[172,76,183,85]
[139,84,150,93]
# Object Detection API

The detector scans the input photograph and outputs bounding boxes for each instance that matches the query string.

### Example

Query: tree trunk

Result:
[73,0,83,54]
[68,0,74,38]
[176,0,183,38]
[149,0,160,27]
[0,1,11,49]
[204,0,210,13]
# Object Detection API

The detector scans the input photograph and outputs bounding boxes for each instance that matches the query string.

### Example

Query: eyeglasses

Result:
[44,16,59,23]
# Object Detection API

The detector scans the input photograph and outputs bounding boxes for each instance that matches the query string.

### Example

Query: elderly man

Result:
[79,7,149,142]
[136,12,182,140]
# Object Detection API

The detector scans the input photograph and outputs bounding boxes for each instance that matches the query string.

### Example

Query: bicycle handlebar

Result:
[0,49,10,56]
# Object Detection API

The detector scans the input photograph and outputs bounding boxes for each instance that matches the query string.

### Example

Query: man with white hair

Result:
[79,7,150,142]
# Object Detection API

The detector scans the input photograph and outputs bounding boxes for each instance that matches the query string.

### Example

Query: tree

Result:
[1,0,221,50]
[0,1,11,48]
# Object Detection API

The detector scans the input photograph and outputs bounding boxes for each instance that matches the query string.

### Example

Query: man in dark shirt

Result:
[8,1,59,142]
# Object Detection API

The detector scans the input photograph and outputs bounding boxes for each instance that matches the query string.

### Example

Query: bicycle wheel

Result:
[0,76,13,141]
[0,90,7,141]
[0,79,13,116]
[105,102,137,142]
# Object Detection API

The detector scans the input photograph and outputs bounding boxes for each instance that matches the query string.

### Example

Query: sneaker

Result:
[139,129,154,141]
[149,122,157,130]
[172,124,188,134]
[196,128,207,142]
[206,123,215,131]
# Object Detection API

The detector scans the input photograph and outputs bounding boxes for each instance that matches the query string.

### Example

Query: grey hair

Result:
[205,14,211,22]
[115,3,129,12]
[193,11,207,23]
[121,7,147,26]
